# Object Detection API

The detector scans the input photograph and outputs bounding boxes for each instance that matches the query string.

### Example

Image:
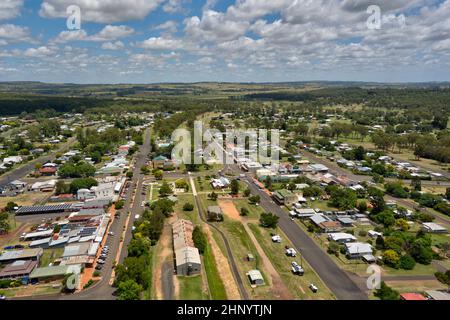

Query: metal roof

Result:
[16,204,72,215]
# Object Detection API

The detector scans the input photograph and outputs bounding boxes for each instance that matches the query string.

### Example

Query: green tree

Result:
[192,226,207,254]
[374,282,400,300]
[158,181,173,197]
[230,179,239,195]
[399,254,416,270]
[383,250,400,268]
[240,208,249,216]
[183,203,194,211]
[260,212,279,228]
[243,188,251,197]
[117,279,142,300]
[153,169,163,180]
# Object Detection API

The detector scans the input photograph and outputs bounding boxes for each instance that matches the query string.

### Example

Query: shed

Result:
[247,269,265,286]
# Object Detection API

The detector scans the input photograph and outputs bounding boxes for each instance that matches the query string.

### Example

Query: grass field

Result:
[39,248,64,268]
[203,240,227,300]
[232,199,264,220]
[0,192,49,208]
[177,275,209,300]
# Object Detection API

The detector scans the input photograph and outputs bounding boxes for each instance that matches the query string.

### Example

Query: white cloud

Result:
[24,46,57,58]
[137,37,184,50]
[0,0,23,21]
[40,0,164,23]
[101,41,125,50]
[0,24,30,42]
[154,20,178,34]
[53,25,134,43]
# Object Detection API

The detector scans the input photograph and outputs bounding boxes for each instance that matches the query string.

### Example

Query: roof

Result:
[337,217,356,225]
[0,248,43,262]
[426,290,450,300]
[345,242,373,255]
[62,242,92,257]
[274,189,295,199]
[16,204,72,215]
[0,260,38,278]
[247,269,264,281]
[23,229,53,240]
[400,293,427,301]
[310,214,328,225]
[29,265,69,279]
[207,206,222,215]
[422,222,447,232]
[328,233,357,242]
[175,246,201,267]
[153,155,168,161]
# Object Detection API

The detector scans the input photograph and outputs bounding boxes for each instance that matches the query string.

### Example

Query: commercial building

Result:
[0,248,43,264]
[0,260,38,280]
[273,189,297,205]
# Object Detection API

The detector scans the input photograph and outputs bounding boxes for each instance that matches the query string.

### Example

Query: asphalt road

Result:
[241,171,368,300]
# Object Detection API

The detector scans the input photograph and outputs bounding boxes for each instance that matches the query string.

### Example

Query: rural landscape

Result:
[0,0,450,309]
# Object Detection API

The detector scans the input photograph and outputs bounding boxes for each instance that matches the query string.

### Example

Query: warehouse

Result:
[0,248,43,264]
[15,204,73,215]
[172,219,201,276]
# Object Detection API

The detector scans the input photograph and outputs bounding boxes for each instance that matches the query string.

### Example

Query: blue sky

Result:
[0,0,449,83]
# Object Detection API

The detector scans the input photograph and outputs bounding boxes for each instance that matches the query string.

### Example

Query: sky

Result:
[0,0,449,84]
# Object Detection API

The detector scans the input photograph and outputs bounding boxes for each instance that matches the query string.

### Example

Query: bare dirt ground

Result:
[218,200,241,221]
[0,223,29,247]
[203,223,241,300]
[154,217,176,300]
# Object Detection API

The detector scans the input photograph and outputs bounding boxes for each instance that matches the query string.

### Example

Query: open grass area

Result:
[142,246,155,300]
[248,223,336,300]
[39,248,64,268]
[232,199,264,220]
[0,283,62,298]
[203,239,227,300]
[0,192,50,209]
[177,275,209,300]
[174,193,200,224]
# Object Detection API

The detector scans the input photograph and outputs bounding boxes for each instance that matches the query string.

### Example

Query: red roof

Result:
[400,293,427,301]
[39,167,57,173]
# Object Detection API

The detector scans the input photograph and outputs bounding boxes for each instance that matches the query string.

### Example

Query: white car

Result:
[291,262,304,275]
[309,284,318,293]
[286,248,297,257]
[271,235,282,243]
[135,214,140,219]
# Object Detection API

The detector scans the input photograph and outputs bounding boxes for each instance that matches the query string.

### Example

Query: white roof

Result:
[345,242,373,255]
[328,233,357,242]
[422,222,447,232]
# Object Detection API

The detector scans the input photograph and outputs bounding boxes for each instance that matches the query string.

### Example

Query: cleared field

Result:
[0,192,49,208]
[232,199,265,220]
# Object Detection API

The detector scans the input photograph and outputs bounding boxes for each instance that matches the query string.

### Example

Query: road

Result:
[188,174,249,300]
[17,128,152,300]
[240,171,368,300]
[0,137,77,188]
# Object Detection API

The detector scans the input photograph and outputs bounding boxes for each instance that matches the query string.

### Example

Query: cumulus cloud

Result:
[0,24,30,42]
[101,41,125,50]
[0,0,23,21]
[137,37,184,50]
[40,0,164,23]
[52,25,134,43]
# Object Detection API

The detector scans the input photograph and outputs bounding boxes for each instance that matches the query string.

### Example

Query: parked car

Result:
[95,264,103,270]
[0,295,6,300]
[97,260,106,265]
[291,262,304,276]
[309,284,318,293]
[108,232,114,236]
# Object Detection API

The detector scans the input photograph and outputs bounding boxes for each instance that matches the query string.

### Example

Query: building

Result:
[15,203,73,215]
[30,265,81,284]
[345,242,373,259]
[327,233,357,244]
[207,206,223,222]
[39,166,57,176]
[0,260,38,280]
[30,179,57,192]
[211,176,231,189]
[309,164,329,173]
[172,219,201,276]
[0,248,43,264]
[152,155,169,169]
[247,269,265,286]
[425,290,450,300]
[273,189,297,205]
[422,222,448,234]
[400,293,427,301]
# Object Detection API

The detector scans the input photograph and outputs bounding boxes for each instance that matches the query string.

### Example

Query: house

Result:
[0,260,38,281]
[273,189,297,205]
[310,215,341,233]
[327,233,357,244]
[207,206,223,222]
[309,164,329,173]
[337,217,356,227]
[294,208,317,218]
[8,180,27,191]
[247,269,265,286]
[211,177,230,189]
[29,265,81,283]
[345,242,373,259]
[422,222,448,234]
[0,248,43,264]
[2,156,23,165]
[39,166,57,176]
[368,230,383,239]
[172,220,201,276]
[31,179,57,192]
[152,155,169,169]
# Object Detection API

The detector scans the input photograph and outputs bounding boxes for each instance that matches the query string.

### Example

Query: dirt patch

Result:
[203,224,241,300]
[218,200,241,221]
[0,223,29,247]
[154,218,175,300]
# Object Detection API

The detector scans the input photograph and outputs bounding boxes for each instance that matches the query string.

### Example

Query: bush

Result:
[115,200,125,210]
[358,230,368,237]
[374,282,400,300]
[240,208,249,216]
[399,254,416,270]
[183,203,194,211]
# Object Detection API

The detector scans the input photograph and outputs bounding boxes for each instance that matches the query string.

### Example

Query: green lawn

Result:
[203,241,227,300]
[178,275,209,300]
[39,248,64,268]
[232,199,264,220]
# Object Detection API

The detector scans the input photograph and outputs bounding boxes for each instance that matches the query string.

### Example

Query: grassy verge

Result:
[203,240,227,300]
[178,275,209,300]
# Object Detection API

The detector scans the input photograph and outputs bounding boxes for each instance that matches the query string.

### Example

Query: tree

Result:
[373,210,396,228]
[357,201,368,213]
[374,282,400,300]
[69,178,98,194]
[410,238,434,265]
[117,279,142,300]
[399,254,416,270]
[55,181,70,195]
[5,202,18,212]
[264,176,272,189]
[140,166,150,175]
[192,226,207,254]
[446,187,450,200]
[208,191,218,201]
[260,212,279,228]
[411,177,422,192]
[248,195,261,205]
[243,188,251,197]
[183,203,194,211]
[0,212,10,234]
[395,218,410,231]
[383,250,400,268]
[230,179,239,195]
[329,188,357,210]
[115,200,125,210]
[158,181,173,197]
[240,208,249,216]
[153,170,163,180]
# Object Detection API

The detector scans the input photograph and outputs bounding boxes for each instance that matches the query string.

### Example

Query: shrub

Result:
[399,254,416,270]
[183,203,194,211]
